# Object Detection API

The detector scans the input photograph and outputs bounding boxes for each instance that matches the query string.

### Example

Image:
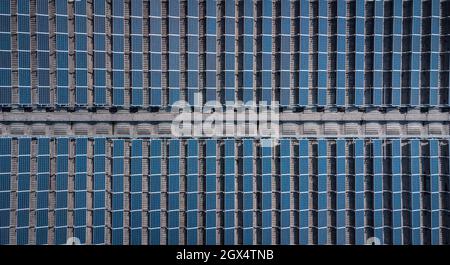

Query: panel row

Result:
[0,137,449,245]
[0,0,449,109]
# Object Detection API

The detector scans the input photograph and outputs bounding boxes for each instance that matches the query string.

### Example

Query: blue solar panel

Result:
[167,139,179,244]
[74,138,87,243]
[242,139,253,244]
[93,138,106,244]
[130,139,142,244]
[17,138,31,244]
[186,139,198,244]
[280,139,290,244]
[112,139,124,245]
[224,139,235,244]
[205,139,216,244]
[0,138,10,244]
[55,138,69,244]
[261,139,272,244]
[36,138,49,244]
[148,139,160,244]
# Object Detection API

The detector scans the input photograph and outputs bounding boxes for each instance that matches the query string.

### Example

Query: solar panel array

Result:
[0,0,449,245]
[0,0,449,109]
[0,137,449,244]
